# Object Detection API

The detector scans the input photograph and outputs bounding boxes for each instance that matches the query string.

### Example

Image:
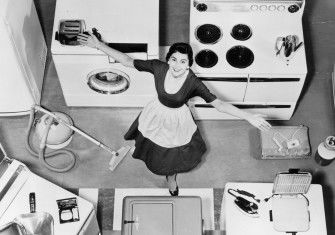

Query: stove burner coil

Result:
[231,24,252,41]
[195,24,222,44]
[226,46,254,69]
[195,49,218,68]
[87,69,130,94]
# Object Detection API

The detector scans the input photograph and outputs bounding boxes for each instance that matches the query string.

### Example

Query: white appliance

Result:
[0,158,100,235]
[0,0,47,116]
[121,196,203,235]
[189,0,307,120]
[51,0,159,107]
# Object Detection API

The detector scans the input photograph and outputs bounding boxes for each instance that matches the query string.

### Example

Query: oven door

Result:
[194,76,248,102]
[244,74,306,102]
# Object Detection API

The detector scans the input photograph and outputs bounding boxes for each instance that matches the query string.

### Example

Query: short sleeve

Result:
[133,59,164,74]
[191,78,217,103]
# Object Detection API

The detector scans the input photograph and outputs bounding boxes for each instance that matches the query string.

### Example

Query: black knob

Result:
[196,3,207,12]
[288,4,300,13]
[92,28,102,41]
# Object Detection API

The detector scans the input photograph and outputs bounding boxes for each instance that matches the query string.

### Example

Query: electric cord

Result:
[264,194,273,202]
[300,193,310,206]
[272,126,303,151]
[234,189,261,203]
[264,193,310,210]
[228,189,261,203]
[26,108,76,173]
[273,127,302,142]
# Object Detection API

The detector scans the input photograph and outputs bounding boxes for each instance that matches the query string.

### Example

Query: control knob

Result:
[196,3,208,12]
[259,5,267,11]
[288,4,300,13]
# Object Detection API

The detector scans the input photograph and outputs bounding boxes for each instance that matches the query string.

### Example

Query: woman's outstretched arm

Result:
[210,99,272,131]
[77,32,134,68]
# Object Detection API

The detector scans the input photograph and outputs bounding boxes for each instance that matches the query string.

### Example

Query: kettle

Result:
[275,35,303,63]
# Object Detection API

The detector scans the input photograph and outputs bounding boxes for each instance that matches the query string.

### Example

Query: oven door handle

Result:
[199,77,248,82]
[249,77,300,82]
[194,104,292,109]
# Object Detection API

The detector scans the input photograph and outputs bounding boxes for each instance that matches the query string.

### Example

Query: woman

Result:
[77,33,271,196]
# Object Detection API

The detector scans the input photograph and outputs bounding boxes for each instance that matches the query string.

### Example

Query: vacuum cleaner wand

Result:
[32,105,131,170]
[34,106,113,153]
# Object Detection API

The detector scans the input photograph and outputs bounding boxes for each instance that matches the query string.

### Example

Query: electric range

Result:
[189,0,307,120]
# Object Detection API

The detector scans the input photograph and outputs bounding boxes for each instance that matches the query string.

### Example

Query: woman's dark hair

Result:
[166,42,194,66]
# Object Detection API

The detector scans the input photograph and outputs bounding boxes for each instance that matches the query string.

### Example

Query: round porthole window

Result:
[87,68,130,94]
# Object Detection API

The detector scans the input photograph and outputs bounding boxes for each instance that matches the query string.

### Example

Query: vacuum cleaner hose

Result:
[26,108,76,173]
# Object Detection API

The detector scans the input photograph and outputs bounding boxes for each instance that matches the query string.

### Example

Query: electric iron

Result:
[228,188,260,218]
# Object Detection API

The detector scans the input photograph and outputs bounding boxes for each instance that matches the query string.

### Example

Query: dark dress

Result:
[124,59,217,175]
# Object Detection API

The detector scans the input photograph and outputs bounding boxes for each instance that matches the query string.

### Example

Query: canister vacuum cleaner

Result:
[26,105,130,172]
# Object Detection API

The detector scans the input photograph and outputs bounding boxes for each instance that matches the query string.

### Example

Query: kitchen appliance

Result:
[227,188,260,218]
[26,105,131,172]
[0,0,47,116]
[0,157,100,235]
[189,0,307,120]
[269,169,311,233]
[315,136,335,166]
[121,196,203,235]
[51,0,159,107]
[260,125,311,159]
[55,20,86,46]
[275,35,303,64]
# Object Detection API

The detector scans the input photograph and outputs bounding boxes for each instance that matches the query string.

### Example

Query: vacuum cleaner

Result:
[26,105,130,172]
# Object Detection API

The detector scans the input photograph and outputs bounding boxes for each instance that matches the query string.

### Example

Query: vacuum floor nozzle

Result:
[109,146,131,171]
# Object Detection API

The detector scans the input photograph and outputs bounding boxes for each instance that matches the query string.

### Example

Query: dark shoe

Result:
[166,175,179,196]
[169,186,179,196]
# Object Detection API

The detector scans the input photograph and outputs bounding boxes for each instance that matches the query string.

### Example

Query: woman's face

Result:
[168,52,189,78]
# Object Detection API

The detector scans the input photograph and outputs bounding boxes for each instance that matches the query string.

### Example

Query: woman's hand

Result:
[77,32,134,68]
[246,114,272,131]
[77,32,100,49]
[211,100,271,131]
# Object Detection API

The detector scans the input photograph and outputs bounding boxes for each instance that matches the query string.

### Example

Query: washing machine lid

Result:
[51,0,159,58]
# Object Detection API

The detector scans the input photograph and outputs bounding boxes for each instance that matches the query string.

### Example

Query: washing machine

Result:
[51,0,159,107]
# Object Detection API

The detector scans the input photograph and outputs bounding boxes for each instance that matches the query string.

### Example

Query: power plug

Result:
[286,139,300,149]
